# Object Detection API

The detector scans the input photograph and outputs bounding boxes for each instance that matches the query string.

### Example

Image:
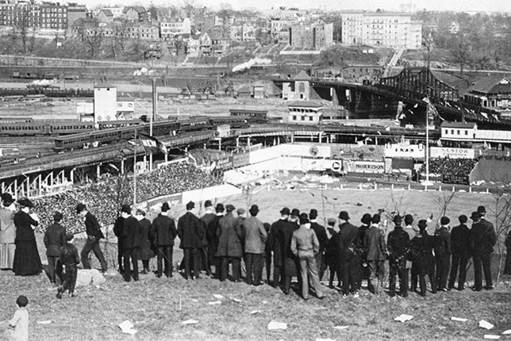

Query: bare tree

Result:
[435,191,456,218]
[76,19,104,58]
[492,192,511,284]
[451,34,472,76]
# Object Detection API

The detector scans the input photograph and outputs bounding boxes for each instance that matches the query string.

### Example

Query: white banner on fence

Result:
[430,147,475,159]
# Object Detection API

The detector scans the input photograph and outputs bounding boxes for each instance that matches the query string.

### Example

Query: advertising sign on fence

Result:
[430,147,475,159]
[345,160,385,174]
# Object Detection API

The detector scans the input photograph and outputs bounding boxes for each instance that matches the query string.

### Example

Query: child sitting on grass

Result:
[4,295,29,341]
[57,232,80,299]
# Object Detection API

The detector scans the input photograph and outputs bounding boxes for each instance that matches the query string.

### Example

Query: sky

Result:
[74,0,511,13]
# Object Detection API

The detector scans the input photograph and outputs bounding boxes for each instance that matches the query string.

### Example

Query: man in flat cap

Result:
[337,211,359,296]
[151,202,177,278]
[44,211,66,285]
[216,204,243,281]
[120,204,142,282]
[434,216,451,291]
[289,209,300,227]
[387,215,410,297]
[242,204,267,285]
[448,215,471,291]
[76,203,107,273]
[177,201,204,280]
[470,209,496,291]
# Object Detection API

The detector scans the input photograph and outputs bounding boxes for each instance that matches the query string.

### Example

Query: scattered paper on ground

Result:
[316,338,335,341]
[479,320,495,330]
[394,314,414,322]
[502,330,511,335]
[118,320,137,335]
[181,319,199,325]
[213,294,224,300]
[208,301,222,305]
[484,335,500,340]
[250,310,262,315]
[334,326,349,330]
[451,317,468,322]
[268,321,287,330]
[230,297,242,303]
[36,320,52,325]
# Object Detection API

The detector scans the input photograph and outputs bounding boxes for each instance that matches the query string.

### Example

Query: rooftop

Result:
[469,75,511,95]
[441,121,477,129]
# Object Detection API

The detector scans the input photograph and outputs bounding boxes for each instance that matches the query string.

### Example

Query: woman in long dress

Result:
[13,198,42,276]
[0,193,16,270]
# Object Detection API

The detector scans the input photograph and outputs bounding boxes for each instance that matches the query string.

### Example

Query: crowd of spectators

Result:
[33,163,222,234]
[421,158,477,184]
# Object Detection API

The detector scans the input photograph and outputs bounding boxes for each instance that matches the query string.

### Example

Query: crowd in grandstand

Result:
[32,163,222,234]
[421,158,477,184]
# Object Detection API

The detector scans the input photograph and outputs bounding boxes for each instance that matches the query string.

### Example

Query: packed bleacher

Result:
[32,162,222,234]
[421,158,477,184]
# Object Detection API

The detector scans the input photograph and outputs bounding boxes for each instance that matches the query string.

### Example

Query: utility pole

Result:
[133,127,137,206]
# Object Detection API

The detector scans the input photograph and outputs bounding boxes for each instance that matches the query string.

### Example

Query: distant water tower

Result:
[93,85,117,122]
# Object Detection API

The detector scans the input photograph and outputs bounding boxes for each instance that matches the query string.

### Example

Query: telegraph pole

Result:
[133,127,137,206]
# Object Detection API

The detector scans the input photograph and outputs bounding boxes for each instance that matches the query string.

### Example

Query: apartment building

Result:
[341,11,422,49]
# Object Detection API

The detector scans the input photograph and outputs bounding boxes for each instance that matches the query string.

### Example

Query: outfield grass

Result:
[1,188,510,340]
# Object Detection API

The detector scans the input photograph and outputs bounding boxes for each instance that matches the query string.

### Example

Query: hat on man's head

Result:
[53,211,63,222]
[18,198,34,208]
[249,204,259,216]
[327,218,336,225]
[299,213,309,225]
[291,208,300,217]
[361,213,372,225]
[226,204,235,212]
[470,211,481,220]
[309,209,318,220]
[121,204,131,214]
[393,215,403,224]
[280,207,290,216]
[1,193,14,206]
[237,208,246,216]
[458,215,468,224]
[161,202,170,212]
[404,214,413,226]
[477,206,486,215]
[371,214,381,224]
[215,203,225,213]
[186,201,195,211]
[418,219,427,230]
[76,203,86,214]
[440,216,450,226]
[338,211,350,221]
[204,200,212,208]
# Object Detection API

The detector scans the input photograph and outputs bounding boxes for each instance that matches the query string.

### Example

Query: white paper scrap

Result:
[451,317,468,322]
[118,320,137,335]
[181,319,199,325]
[484,335,500,340]
[267,321,287,330]
[250,310,262,315]
[208,301,222,305]
[502,330,511,335]
[213,294,225,300]
[316,338,335,341]
[479,320,495,330]
[334,326,349,330]
[394,314,414,323]
[36,320,52,325]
